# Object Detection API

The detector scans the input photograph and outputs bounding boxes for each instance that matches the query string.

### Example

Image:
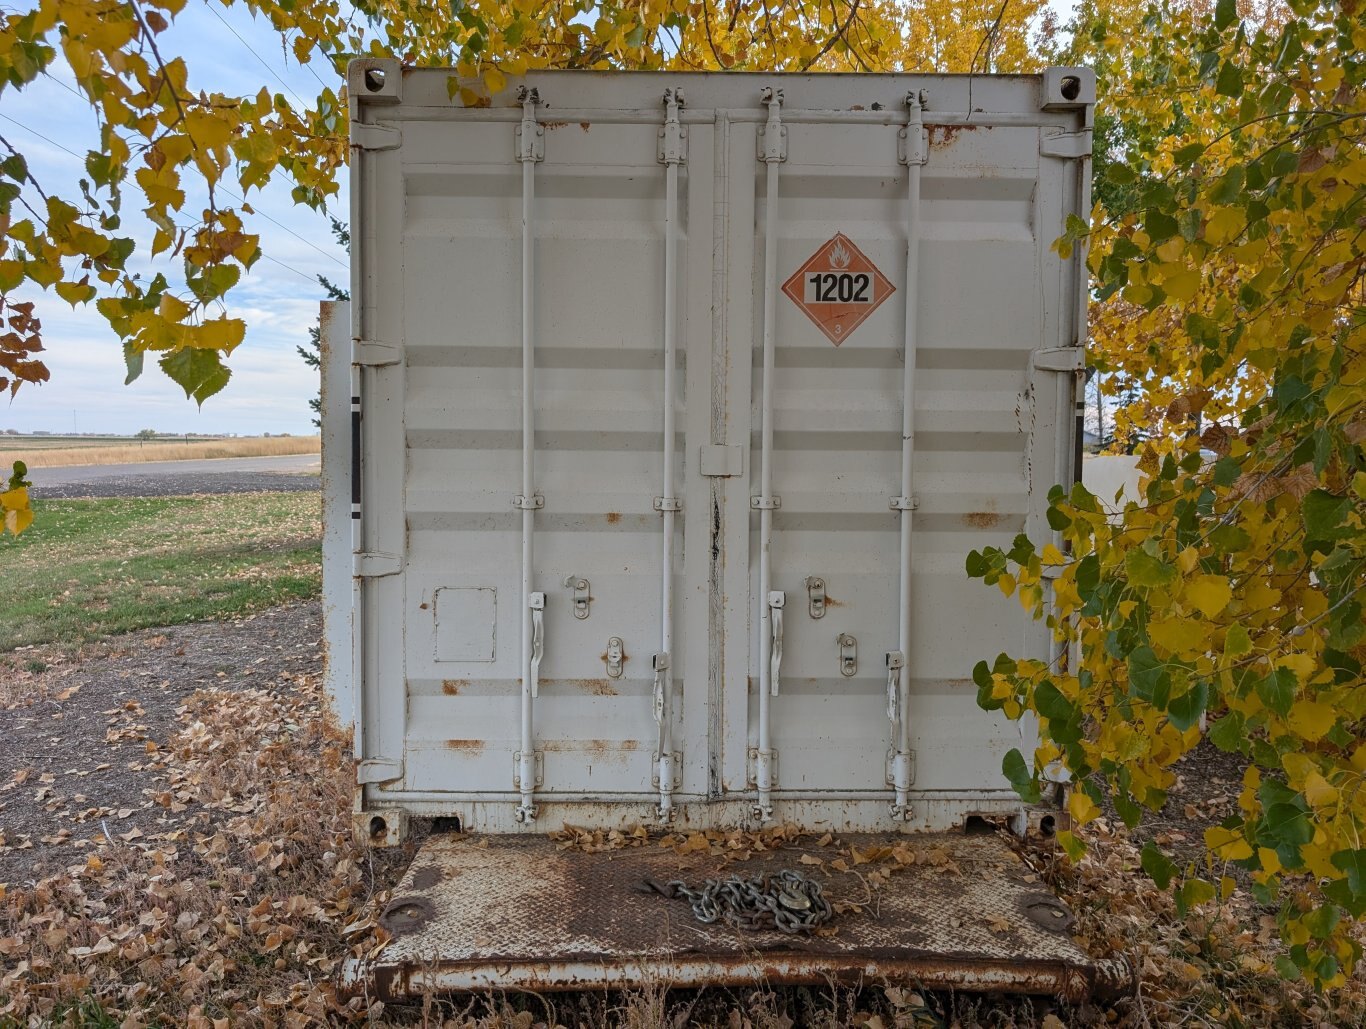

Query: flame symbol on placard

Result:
[828,239,851,269]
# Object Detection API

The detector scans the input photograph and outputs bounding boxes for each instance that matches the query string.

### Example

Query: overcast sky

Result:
[2,2,1077,437]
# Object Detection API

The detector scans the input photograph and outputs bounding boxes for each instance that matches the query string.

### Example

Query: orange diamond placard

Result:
[781,233,895,346]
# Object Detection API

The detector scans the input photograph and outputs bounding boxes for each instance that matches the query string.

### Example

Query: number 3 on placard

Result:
[805,272,871,304]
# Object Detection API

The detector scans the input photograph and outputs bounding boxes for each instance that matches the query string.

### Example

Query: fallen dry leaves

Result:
[0,673,390,1025]
[5,648,1366,1024]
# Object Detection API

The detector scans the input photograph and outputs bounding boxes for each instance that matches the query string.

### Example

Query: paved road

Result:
[25,453,322,498]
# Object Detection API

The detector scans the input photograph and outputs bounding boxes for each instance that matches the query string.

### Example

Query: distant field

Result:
[2,434,142,451]
[2,435,320,468]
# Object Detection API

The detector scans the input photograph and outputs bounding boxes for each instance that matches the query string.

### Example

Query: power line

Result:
[0,109,83,160]
[15,81,345,269]
[257,250,324,285]
[222,188,347,269]
[0,110,333,288]
[208,1,309,110]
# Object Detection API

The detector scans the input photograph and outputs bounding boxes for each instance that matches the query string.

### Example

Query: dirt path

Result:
[0,603,322,882]
[27,454,320,499]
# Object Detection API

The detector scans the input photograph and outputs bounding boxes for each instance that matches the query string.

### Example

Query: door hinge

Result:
[513,750,544,789]
[885,748,917,787]
[351,121,401,152]
[757,87,786,163]
[651,751,682,788]
[1033,347,1085,373]
[353,552,401,578]
[898,126,928,166]
[1039,129,1093,160]
[354,340,400,367]
[658,87,687,164]
[747,747,779,787]
[515,86,544,163]
[357,757,403,784]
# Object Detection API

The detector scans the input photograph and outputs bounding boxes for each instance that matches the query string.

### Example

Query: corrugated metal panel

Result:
[335,68,1092,834]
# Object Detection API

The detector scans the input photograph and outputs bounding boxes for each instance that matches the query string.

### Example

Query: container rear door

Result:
[343,70,1090,830]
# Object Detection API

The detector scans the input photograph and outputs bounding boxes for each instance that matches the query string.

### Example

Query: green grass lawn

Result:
[0,492,321,653]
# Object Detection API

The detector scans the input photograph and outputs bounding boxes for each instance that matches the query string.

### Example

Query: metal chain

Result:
[658,870,833,933]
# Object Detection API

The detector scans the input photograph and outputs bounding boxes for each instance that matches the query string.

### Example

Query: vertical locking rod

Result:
[656,88,685,820]
[890,92,927,820]
[754,87,785,823]
[515,87,543,823]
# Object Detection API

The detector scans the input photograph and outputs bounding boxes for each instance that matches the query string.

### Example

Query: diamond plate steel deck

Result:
[340,831,1130,1002]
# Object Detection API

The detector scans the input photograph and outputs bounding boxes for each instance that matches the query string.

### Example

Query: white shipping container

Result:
[324,64,1095,843]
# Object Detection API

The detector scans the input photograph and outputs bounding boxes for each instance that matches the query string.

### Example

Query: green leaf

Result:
[1168,680,1208,732]
[1075,554,1100,599]
[1255,667,1296,717]
[1128,645,1171,709]
[1224,622,1252,658]
[1106,163,1137,185]
[0,153,26,181]
[1141,841,1176,889]
[1145,210,1179,244]
[1211,165,1245,204]
[158,348,232,407]
[1125,548,1177,588]
[1274,954,1302,981]
[965,549,988,578]
[1172,143,1205,167]
[1303,904,1340,940]
[1263,802,1313,847]
[1209,711,1246,752]
[1034,680,1075,724]
[122,340,144,385]
[1175,877,1216,913]
[1324,850,1366,917]
[1215,60,1244,98]
[1001,748,1041,803]
[1212,456,1240,486]
[972,659,993,691]
[1303,489,1349,541]
[1214,0,1238,30]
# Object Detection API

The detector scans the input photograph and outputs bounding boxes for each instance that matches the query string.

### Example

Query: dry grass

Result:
[2,435,319,469]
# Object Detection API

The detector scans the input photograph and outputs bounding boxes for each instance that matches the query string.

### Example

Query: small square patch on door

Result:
[434,588,497,662]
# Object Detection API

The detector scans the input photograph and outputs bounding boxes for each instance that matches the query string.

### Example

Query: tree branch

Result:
[800,0,859,72]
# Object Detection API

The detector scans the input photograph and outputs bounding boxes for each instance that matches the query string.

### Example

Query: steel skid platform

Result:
[340,831,1131,1003]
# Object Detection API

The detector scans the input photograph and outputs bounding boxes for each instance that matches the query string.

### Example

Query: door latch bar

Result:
[605,637,625,679]
[838,633,858,678]
[803,576,827,619]
[564,576,591,619]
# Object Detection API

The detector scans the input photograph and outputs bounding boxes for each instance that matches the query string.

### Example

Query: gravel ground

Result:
[30,470,320,499]
[0,602,323,883]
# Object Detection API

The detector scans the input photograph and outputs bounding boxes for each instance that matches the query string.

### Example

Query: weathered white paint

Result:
[330,67,1095,834]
